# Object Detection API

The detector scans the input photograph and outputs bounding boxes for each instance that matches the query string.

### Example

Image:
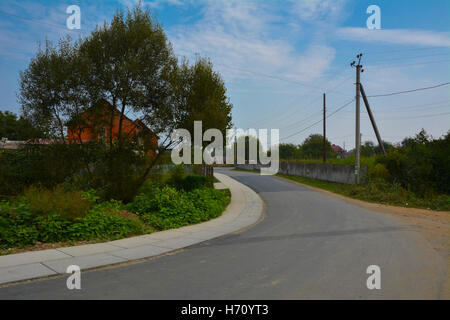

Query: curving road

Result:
[0,168,445,299]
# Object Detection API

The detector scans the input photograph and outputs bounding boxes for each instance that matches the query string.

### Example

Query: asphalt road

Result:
[0,168,445,299]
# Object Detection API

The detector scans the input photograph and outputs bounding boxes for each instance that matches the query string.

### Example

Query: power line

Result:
[280,99,354,141]
[364,46,450,55]
[378,111,450,120]
[281,110,323,131]
[366,59,450,70]
[339,99,450,114]
[367,82,450,98]
[176,52,354,129]
[367,52,450,64]
[254,72,353,129]
[280,119,324,141]
[176,53,349,96]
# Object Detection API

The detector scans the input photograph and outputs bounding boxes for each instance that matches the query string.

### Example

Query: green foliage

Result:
[279,135,336,161]
[371,163,390,180]
[165,166,212,191]
[277,173,450,211]
[126,186,230,230]
[188,188,231,220]
[180,175,212,191]
[68,207,145,241]
[166,165,186,189]
[15,5,233,202]
[24,185,92,220]
[36,214,71,242]
[0,144,88,196]
[0,180,230,250]
[299,134,333,159]
[279,143,299,160]
[81,189,102,204]
[360,140,394,157]
[0,110,44,141]
[176,57,233,141]
[0,199,38,248]
[0,197,147,249]
[376,129,450,196]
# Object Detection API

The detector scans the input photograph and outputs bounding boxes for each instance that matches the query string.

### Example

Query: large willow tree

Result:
[18,5,232,201]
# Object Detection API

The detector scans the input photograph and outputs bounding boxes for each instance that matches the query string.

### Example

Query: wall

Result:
[236,161,367,185]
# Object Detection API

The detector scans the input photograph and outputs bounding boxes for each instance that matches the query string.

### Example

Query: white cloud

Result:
[336,27,450,47]
[168,0,336,84]
[120,0,185,10]
[292,0,347,23]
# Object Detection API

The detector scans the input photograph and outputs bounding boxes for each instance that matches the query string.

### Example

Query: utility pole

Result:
[360,84,387,155]
[323,93,326,163]
[351,54,363,184]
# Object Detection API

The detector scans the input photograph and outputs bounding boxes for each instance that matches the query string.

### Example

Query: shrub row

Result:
[126,186,230,230]
[0,198,146,249]
[0,180,230,250]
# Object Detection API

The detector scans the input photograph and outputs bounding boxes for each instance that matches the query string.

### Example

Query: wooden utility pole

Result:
[351,54,363,184]
[323,93,326,163]
[360,84,387,155]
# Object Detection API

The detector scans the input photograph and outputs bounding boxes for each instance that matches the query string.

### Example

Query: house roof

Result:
[331,144,345,152]
[66,99,154,134]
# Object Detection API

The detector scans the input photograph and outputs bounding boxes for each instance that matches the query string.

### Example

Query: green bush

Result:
[0,173,229,250]
[175,175,212,192]
[24,185,92,220]
[0,199,38,248]
[66,199,146,240]
[370,163,390,180]
[36,214,71,242]
[0,145,86,196]
[189,188,230,220]
[68,212,145,241]
[376,130,450,196]
[126,186,230,230]
[0,197,147,249]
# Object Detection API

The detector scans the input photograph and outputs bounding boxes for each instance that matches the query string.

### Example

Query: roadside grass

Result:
[234,168,450,211]
[0,173,231,254]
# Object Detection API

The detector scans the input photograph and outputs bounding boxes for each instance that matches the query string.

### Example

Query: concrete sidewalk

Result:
[0,172,263,285]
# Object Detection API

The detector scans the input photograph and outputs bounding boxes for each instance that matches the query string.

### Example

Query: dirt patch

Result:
[111,210,139,220]
[0,240,98,256]
[276,175,450,299]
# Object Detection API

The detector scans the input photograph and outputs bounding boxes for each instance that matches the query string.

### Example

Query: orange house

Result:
[67,99,158,153]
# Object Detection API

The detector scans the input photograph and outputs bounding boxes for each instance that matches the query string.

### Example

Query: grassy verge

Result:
[0,179,230,255]
[234,168,450,211]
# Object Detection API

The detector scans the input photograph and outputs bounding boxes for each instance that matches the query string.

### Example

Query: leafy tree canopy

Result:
[0,110,43,141]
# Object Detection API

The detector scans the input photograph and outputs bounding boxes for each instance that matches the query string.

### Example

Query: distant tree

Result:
[175,57,233,141]
[299,134,333,159]
[0,110,43,140]
[360,140,394,156]
[361,141,376,157]
[374,140,394,154]
[279,143,299,160]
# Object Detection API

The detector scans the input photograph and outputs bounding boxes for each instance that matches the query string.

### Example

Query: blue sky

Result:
[0,0,449,149]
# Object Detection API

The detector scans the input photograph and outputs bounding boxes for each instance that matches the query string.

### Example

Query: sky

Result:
[0,0,449,149]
